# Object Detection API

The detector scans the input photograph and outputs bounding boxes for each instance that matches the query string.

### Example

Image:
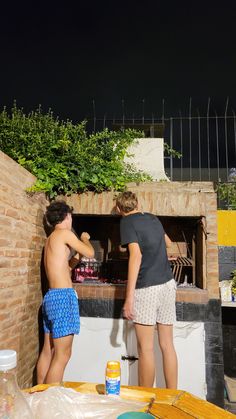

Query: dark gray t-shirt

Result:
[120,212,173,289]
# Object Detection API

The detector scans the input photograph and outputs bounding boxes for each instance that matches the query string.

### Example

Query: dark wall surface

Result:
[218,246,236,281]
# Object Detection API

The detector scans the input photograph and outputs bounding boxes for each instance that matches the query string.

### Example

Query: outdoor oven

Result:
[72,214,207,290]
[64,182,224,407]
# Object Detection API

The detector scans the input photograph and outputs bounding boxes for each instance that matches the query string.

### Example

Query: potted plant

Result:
[231,269,236,301]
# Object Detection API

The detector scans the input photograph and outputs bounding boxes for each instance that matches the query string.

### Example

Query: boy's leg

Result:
[134,323,155,387]
[44,334,74,384]
[157,323,178,389]
[37,333,54,384]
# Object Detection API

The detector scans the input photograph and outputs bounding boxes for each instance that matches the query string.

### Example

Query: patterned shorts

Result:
[133,279,176,325]
[42,288,80,338]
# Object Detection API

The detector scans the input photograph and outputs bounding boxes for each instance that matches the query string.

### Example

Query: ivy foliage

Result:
[0,104,153,198]
[217,182,236,210]
[231,269,236,297]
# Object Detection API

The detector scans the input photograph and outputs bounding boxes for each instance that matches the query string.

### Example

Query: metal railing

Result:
[86,98,236,208]
[87,97,236,182]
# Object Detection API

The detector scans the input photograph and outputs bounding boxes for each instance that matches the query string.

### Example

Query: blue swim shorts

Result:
[42,288,80,339]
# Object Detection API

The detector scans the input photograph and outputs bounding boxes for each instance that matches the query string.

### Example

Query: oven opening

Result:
[72,214,206,289]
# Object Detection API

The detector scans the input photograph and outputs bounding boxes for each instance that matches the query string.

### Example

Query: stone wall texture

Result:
[0,151,47,388]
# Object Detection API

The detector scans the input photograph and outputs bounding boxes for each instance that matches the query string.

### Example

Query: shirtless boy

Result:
[37,200,94,384]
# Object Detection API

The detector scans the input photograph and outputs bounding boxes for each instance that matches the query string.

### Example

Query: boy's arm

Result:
[165,233,172,248]
[123,242,142,320]
[65,230,95,259]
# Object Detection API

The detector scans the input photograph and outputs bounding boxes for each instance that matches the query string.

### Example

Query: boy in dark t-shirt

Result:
[116,191,178,389]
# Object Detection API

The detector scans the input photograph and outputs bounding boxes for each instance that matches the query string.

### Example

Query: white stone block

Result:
[124,137,169,181]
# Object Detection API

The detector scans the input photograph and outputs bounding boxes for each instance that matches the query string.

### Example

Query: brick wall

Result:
[65,181,215,216]
[0,151,48,388]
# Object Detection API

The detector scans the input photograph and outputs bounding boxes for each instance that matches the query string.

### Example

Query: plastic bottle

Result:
[0,349,33,418]
[105,360,121,396]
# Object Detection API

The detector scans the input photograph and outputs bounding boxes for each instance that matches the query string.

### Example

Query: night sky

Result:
[1,1,236,123]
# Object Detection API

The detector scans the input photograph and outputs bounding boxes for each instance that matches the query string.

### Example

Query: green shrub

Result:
[0,104,153,198]
[217,182,236,210]
[231,269,236,296]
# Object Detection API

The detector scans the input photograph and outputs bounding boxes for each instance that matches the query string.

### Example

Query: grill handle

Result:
[121,355,139,361]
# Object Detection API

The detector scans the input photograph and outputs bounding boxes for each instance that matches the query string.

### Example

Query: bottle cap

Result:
[0,350,17,371]
[106,361,120,370]
[117,413,155,418]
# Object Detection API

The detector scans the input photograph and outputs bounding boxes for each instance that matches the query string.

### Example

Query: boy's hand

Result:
[80,232,90,241]
[123,298,134,320]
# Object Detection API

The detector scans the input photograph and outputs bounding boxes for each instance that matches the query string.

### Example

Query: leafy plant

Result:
[164,142,182,159]
[231,269,236,296]
[0,103,181,198]
[0,104,153,198]
[217,182,236,210]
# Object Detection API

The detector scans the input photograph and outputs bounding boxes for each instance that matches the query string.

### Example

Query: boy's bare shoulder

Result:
[63,229,79,246]
[48,229,74,242]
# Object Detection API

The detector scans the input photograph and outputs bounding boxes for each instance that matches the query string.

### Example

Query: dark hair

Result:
[45,200,73,228]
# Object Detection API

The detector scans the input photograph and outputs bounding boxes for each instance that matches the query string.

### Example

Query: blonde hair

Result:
[116,191,138,213]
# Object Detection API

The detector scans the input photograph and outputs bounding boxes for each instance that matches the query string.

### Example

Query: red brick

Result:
[0,258,12,268]
[0,238,13,247]
[6,208,21,219]
[0,217,12,231]
[5,249,20,257]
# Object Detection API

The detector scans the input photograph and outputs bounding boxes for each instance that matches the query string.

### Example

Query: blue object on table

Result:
[117,412,155,418]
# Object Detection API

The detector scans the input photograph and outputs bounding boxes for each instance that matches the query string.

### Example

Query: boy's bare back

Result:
[44,229,94,289]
